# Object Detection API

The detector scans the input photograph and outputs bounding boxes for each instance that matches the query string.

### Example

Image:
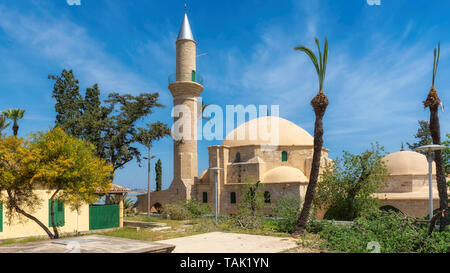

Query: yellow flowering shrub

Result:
[0,128,114,238]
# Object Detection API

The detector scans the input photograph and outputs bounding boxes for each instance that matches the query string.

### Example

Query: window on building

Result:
[264,191,271,203]
[281,151,288,162]
[202,192,208,203]
[234,152,241,163]
[230,192,236,204]
[48,199,65,227]
[192,70,196,82]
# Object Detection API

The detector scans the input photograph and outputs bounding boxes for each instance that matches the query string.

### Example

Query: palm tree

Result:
[293,37,330,236]
[0,115,10,136]
[423,42,448,230]
[3,109,25,137]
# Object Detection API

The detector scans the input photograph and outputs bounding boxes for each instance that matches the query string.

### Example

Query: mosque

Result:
[137,11,447,219]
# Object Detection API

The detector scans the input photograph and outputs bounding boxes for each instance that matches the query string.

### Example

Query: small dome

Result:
[222,116,313,147]
[262,166,308,183]
[382,151,436,176]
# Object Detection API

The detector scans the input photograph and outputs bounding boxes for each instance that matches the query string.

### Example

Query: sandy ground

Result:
[156,232,299,253]
[0,235,175,253]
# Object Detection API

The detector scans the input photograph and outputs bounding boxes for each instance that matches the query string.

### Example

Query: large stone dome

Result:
[222,116,313,147]
[381,151,436,176]
[262,166,308,183]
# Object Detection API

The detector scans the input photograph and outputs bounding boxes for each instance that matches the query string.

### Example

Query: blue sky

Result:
[0,0,448,190]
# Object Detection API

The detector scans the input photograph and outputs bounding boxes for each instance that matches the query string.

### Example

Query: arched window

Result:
[281,151,288,162]
[230,192,236,204]
[264,191,271,203]
[234,152,241,163]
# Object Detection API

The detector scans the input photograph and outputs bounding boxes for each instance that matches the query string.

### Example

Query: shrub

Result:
[160,199,212,220]
[314,143,387,221]
[234,181,265,229]
[316,210,450,253]
[185,199,212,216]
[160,201,193,220]
[272,194,302,233]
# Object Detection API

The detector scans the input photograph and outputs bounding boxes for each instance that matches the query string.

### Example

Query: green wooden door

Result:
[89,204,120,230]
[48,199,65,227]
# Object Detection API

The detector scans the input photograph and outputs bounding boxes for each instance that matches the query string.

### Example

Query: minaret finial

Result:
[177,4,195,41]
[400,142,405,151]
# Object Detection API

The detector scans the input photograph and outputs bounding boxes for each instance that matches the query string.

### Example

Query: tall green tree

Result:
[135,122,171,215]
[293,37,330,236]
[49,69,169,174]
[314,143,387,221]
[407,120,432,153]
[155,159,162,192]
[49,70,83,138]
[0,115,10,136]
[423,42,448,230]
[2,109,25,137]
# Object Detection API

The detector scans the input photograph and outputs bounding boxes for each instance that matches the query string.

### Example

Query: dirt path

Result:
[155,232,299,253]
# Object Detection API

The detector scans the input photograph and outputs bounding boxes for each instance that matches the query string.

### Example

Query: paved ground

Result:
[156,232,299,253]
[0,235,175,253]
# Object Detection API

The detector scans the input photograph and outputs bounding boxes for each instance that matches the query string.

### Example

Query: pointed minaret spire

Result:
[177,5,195,41]
[400,142,405,151]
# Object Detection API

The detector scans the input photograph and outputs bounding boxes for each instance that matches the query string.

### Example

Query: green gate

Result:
[89,204,120,230]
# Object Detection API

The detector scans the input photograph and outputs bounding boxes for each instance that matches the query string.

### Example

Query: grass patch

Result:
[124,215,185,228]
[0,236,47,246]
[103,216,292,243]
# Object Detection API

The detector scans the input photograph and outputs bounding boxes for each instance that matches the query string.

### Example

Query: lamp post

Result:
[209,167,223,224]
[415,144,446,220]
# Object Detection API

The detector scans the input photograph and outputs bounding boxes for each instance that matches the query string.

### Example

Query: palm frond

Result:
[294,46,320,76]
[315,38,323,72]
[432,41,440,86]
[321,37,329,92]
[295,37,329,93]
[3,109,25,120]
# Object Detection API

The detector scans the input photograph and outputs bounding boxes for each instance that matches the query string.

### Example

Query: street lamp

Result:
[415,144,446,220]
[209,167,223,224]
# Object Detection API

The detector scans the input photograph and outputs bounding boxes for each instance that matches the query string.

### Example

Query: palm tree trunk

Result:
[12,120,18,137]
[425,87,448,230]
[294,92,328,236]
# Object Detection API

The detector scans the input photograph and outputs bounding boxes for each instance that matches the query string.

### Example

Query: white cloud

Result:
[0,4,158,95]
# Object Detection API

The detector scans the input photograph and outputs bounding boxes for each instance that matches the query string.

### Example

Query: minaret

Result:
[169,9,203,199]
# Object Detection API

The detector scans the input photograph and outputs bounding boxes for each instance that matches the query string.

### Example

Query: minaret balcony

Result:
[168,73,204,85]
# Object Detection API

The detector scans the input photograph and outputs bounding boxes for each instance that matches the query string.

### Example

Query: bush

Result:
[160,199,212,220]
[316,210,450,253]
[160,201,193,220]
[272,194,302,233]
[314,144,387,221]
[185,199,212,216]
[234,181,265,229]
